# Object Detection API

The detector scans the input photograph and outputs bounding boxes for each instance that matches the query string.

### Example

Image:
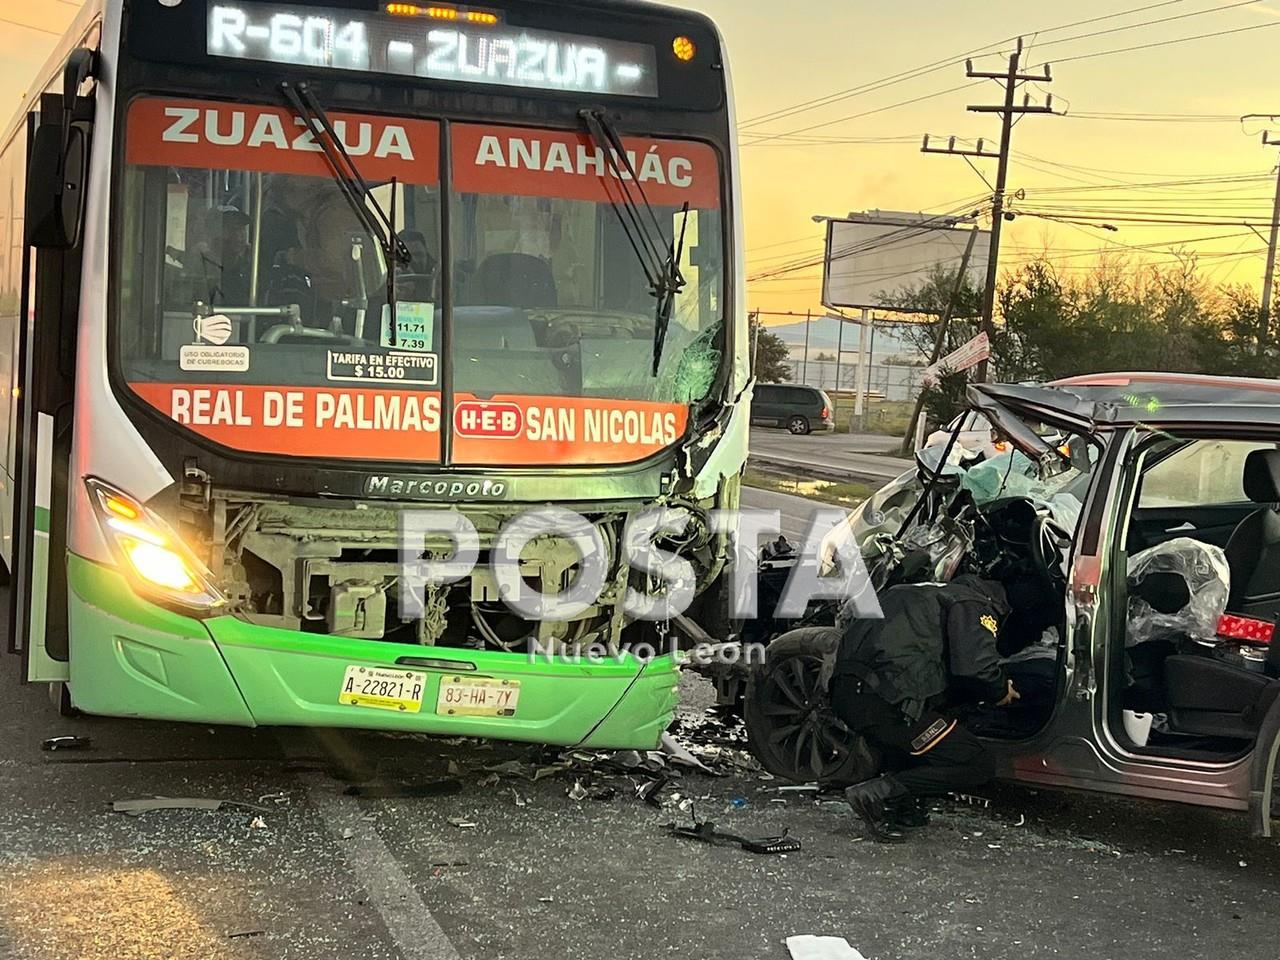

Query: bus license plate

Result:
[436,677,521,718]
[338,666,426,714]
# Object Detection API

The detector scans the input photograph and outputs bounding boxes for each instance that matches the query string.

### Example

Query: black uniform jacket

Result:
[834,575,1011,721]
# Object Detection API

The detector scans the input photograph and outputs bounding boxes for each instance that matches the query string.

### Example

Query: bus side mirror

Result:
[27,48,96,251]
[27,121,89,250]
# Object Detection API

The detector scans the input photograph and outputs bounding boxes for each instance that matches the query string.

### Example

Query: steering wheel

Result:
[1029,513,1073,588]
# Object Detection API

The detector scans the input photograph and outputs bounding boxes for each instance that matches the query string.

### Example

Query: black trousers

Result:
[829,682,996,798]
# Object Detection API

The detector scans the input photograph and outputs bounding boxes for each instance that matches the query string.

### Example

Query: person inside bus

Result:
[394,229,437,302]
[200,208,253,308]
[830,575,1019,842]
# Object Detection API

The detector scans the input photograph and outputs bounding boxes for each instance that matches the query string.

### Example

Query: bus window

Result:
[449,124,725,413]
[115,99,442,461]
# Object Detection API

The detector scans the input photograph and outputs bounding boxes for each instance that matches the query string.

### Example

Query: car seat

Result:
[1223,449,1280,622]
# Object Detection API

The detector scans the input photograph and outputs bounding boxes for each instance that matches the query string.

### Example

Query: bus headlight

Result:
[85,478,225,612]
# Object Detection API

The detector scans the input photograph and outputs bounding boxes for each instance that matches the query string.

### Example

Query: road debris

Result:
[248,816,268,830]
[111,797,269,815]
[447,816,477,829]
[637,777,668,808]
[668,816,801,855]
[785,935,867,960]
[483,758,570,781]
[568,780,588,801]
[342,778,463,799]
[41,736,91,752]
[659,731,720,775]
[226,929,266,940]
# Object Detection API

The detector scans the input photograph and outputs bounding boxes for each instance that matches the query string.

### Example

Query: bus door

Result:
[12,55,94,684]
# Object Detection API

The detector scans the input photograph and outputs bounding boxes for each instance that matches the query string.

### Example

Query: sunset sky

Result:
[4,0,1279,323]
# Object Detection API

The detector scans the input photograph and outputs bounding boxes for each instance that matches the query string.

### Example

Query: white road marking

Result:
[303,775,462,960]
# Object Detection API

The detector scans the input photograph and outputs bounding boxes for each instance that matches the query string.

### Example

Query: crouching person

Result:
[830,575,1018,842]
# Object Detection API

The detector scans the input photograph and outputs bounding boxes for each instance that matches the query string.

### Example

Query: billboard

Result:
[821,212,990,313]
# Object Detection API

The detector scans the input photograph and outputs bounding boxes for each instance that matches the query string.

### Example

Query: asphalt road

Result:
[3,590,1280,960]
[748,429,914,484]
[740,485,838,543]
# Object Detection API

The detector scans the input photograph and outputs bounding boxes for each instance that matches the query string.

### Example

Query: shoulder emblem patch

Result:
[979,614,999,636]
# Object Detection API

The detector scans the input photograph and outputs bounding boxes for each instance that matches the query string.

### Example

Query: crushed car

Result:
[721,373,1280,836]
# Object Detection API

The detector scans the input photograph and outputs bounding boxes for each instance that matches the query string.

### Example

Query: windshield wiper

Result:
[281,81,410,342]
[579,109,686,375]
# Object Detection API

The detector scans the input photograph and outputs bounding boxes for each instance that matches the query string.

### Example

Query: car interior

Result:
[1116,437,1280,760]
[917,432,1102,742]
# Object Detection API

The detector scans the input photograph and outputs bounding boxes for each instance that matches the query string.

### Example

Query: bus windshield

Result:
[116,98,725,465]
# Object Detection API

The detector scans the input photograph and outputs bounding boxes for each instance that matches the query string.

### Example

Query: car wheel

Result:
[744,627,880,786]
[787,416,810,435]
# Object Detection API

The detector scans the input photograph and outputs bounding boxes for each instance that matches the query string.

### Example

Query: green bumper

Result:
[66,554,680,749]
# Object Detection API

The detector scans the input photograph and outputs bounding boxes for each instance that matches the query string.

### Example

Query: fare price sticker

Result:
[380,301,435,353]
[326,349,438,385]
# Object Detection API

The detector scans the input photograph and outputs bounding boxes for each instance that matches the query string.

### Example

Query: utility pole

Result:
[1259,133,1280,353]
[923,37,1056,381]
[800,309,812,384]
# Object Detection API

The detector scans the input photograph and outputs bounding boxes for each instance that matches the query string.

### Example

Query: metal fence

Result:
[790,360,927,403]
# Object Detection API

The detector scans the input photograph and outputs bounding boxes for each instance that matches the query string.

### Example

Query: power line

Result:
[744,15,1279,145]
[1030,18,1280,67]
[925,37,1059,381]
[748,202,989,282]
[1061,112,1241,123]
[1029,0,1263,53]
[743,81,985,145]
[737,0,1200,130]
[1009,210,1277,227]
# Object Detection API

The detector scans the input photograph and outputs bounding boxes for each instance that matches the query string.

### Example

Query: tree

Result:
[750,315,793,382]
[881,254,1280,427]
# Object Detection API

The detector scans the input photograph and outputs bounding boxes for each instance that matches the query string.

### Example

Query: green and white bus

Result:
[1,0,748,748]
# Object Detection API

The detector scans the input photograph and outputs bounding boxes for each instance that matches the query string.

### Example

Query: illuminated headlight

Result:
[85,478,225,612]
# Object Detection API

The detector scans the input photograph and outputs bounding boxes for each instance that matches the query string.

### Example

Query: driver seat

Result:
[1223,449,1280,622]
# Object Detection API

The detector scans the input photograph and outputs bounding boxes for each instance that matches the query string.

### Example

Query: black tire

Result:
[744,627,880,786]
[787,415,810,435]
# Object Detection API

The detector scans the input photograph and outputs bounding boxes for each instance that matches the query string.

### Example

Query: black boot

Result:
[844,775,909,843]
[885,796,931,831]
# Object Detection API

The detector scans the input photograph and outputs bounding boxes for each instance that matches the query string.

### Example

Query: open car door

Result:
[1251,688,1280,837]
[10,68,93,684]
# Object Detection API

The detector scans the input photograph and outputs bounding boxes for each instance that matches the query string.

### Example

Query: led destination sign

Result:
[208,3,660,97]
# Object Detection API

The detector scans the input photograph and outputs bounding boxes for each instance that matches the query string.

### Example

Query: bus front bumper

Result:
[65,554,680,749]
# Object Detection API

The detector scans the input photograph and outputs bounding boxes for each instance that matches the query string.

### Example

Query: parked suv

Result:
[751,383,835,434]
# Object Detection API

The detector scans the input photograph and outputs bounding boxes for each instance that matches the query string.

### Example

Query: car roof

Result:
[975,373,1280,434]
[1050,372,1280,410]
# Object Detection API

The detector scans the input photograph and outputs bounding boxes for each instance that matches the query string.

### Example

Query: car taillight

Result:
[821,406,829,418]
